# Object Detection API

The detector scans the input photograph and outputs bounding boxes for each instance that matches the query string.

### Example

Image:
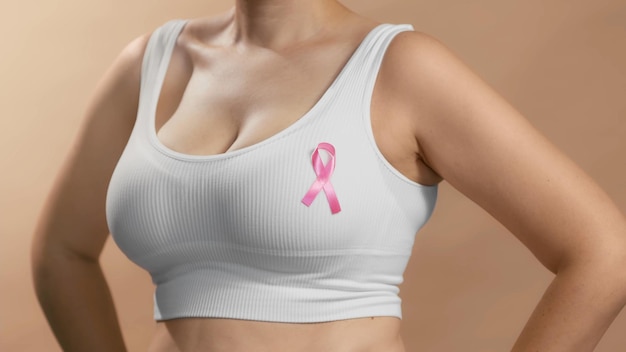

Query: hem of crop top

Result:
[152,287,404,322]
[154,310,404,323]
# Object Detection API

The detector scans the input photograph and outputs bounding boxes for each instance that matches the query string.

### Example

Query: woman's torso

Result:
[120,11,441,352]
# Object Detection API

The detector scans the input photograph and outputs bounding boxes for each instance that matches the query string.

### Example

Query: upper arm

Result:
[31,32,152,263]
[391,31,626,273]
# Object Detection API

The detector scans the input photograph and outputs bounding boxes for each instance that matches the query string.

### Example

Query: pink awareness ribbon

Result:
[301,142,341,214]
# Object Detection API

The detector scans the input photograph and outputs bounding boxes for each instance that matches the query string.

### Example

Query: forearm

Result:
[33,252,128,352]
[511,256,626,351]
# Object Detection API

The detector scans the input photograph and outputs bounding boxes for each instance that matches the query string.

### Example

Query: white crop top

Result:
[105,18,438,323]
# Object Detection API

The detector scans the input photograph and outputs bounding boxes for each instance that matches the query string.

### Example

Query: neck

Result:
[225,0,352,49]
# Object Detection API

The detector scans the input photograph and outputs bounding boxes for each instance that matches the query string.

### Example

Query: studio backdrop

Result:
[1,0,625,350]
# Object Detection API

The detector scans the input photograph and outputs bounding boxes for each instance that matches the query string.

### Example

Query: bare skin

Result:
[32,0,626,351]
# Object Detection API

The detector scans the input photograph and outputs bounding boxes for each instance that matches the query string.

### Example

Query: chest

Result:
[153,41,416,173]
[106,122,436,274]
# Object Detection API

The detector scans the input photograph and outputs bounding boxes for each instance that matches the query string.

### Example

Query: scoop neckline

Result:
[147,20,389,162]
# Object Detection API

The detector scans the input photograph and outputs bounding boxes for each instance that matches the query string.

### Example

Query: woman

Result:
[31,0,626,351]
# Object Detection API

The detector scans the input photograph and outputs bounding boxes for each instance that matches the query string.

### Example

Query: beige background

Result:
[2,0,626,351]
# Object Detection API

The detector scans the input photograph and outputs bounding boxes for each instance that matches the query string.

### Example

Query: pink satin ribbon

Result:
[301,142,341,214]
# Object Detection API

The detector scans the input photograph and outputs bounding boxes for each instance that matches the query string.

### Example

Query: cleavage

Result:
[154,41,350,157]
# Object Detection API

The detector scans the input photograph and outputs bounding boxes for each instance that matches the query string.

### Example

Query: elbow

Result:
[30,236,57,293]
[557,235,626,296]
[609,249,626,295]
[30,233,98,287]
[30,234,48,281]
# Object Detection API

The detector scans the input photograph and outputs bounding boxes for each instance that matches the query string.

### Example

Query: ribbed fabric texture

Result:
[105,18,438,323]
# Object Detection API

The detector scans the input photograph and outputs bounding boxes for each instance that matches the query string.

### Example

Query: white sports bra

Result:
[105,18,438,323]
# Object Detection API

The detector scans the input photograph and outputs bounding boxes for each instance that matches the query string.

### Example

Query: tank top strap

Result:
[328,23,415,110]
[308,22,415,145]
[135,18,188,140]
[361,23,415,100]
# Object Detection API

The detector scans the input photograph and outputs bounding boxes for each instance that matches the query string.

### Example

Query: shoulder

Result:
[386,28,452,58]
[379,28,470,104]
[86,31,152,117]
[112,32,152,86]
[380,28,499,135]
[82,25,160,131]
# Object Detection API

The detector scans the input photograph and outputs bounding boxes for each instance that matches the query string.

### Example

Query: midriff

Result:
[147,316,405,352]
